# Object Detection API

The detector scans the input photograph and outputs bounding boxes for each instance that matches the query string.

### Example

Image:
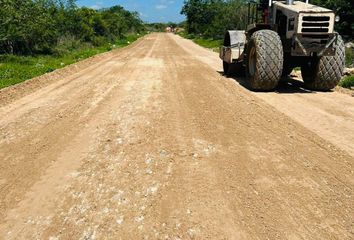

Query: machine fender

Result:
[220,30,246,63]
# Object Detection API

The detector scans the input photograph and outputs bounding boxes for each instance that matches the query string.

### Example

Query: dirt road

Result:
[0,33,353,239]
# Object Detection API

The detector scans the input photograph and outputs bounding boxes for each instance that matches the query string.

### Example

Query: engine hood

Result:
[274,1,333,14]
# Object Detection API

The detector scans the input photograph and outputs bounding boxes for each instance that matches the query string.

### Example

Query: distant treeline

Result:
[181,0,353,40]
[0,0,145,55]
[145,22,181,32]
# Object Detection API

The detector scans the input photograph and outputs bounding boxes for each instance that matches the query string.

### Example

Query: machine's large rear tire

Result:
[301,35,345,91]
[246,30,283,90]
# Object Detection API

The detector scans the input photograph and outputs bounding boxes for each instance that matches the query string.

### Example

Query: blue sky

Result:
[76,0,186,23]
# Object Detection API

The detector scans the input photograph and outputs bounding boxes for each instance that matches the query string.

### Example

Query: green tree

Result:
[181,0,212,34]
[181,0,248,39]
[0,0,145,55]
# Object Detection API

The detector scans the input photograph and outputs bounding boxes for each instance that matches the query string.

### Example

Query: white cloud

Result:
[159,0,174,4]
[90,5,100,9]
[155,4,167,10]
[90,1,103,9]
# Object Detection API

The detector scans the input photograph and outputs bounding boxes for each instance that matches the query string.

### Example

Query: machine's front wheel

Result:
[301,35,345,91]
[246,30,283,90]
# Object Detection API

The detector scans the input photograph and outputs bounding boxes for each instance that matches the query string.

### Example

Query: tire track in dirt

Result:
[173,34,354,158]
[0,36,152,223]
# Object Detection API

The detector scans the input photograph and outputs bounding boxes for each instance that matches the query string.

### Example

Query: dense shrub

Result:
[340,75,354,89]
[181,0,252,39]
[0,0,145,55]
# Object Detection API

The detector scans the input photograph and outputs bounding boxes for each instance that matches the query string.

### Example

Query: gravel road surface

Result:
[0,33,353,239]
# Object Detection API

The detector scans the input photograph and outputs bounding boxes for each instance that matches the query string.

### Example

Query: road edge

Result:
[0,34,148,106]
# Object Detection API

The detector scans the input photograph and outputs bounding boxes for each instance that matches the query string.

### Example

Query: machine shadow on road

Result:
[218,71,320,94]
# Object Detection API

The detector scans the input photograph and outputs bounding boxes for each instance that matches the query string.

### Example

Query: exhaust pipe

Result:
[286,0,294,4]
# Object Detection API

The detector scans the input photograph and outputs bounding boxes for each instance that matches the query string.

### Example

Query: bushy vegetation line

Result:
[0,0,145,89]
[0,0,145,55]
[181,0,248,40]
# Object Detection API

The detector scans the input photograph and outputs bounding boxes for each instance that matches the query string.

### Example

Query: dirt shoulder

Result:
[0,36,146,106]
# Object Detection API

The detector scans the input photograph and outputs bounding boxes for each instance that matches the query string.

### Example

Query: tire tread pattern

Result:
[248,30,283,90]
[302,35,345,91]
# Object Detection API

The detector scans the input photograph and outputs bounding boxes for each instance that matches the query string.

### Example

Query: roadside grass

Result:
[339,75,354,89]
[339,45,354,89]
[346,47,353,68]
[193,38,223,50]
[177,31,222,51]
[0,34,142,89]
